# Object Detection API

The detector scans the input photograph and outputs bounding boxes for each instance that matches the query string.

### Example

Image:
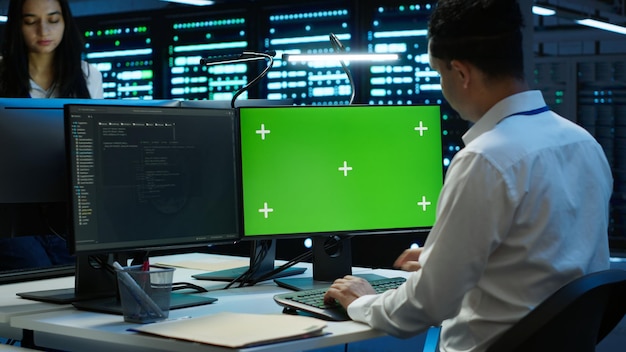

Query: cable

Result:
[241,240,272,286]
[329,33,356,105]
[224,240,273,289]
[225,235,354,288]
[38,203,67,241]
[93,254,116,275]
[244,249,313,286]
[244,235,354,287]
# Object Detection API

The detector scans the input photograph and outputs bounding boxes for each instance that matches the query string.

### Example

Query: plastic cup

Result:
[116,265,175,324]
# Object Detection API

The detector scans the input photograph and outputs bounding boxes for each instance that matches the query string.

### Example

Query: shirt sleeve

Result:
[346,150,515,338]
[82,61,104,99]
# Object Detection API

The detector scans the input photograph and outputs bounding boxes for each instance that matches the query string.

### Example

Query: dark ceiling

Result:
[0,0,621,19]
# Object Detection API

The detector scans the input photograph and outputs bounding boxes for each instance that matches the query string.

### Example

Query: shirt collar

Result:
[29,79,57,98]
[462,90,548,145]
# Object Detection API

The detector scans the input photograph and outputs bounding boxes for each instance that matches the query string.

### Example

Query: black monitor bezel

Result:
[237,104,443,241]
[64,103,243,256]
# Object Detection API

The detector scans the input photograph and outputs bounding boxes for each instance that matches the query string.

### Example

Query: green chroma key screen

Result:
[239,105,443,237]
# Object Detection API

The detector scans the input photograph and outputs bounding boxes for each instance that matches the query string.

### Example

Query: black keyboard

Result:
[274,277,406,321]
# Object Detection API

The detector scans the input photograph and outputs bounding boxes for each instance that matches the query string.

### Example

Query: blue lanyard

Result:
[502,105,550,120]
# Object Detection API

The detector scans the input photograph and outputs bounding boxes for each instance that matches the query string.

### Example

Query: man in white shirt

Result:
[324,1,613,351]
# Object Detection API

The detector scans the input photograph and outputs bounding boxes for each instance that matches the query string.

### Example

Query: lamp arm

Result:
[230,52,275,108]
[329,33,356,105]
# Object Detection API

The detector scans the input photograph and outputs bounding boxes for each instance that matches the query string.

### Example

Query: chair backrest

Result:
[486,269,626,352]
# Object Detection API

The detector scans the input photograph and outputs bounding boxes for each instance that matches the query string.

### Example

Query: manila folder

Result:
[132,312,328,348]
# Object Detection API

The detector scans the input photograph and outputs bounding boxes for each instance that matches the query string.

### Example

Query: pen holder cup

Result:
[116,265,175,324]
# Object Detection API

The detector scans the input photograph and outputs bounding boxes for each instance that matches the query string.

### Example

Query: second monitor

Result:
[195,104,444,288]
[240,105,442,237]
[19,104,241,312]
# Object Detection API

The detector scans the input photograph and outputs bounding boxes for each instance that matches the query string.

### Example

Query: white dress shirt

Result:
[347,90,613,352]
[30,61,103,99]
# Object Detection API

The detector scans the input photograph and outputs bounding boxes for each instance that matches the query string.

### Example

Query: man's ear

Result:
[450,60,471,88]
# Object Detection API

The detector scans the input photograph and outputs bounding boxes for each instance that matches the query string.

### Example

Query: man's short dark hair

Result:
[428,0,525,80]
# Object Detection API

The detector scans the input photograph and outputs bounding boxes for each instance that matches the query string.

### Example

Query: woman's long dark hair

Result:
[0,0,91,97]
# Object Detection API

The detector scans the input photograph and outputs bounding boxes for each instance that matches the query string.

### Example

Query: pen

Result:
[142,259,150,272]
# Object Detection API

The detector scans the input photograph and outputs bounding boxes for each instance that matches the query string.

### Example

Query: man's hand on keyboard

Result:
[323,275,377,308]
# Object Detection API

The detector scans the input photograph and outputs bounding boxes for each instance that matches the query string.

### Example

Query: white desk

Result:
[0,275,75,341]
[7,253,425,352]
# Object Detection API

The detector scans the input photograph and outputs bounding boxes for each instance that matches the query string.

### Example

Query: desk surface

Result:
[6,253,410,352]
[0,275,75,340]
[0,275,75,323]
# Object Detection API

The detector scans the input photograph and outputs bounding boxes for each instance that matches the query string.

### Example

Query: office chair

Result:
[486,269,626,352]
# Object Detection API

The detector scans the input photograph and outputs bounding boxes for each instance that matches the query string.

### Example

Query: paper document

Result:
[131,312,328,348]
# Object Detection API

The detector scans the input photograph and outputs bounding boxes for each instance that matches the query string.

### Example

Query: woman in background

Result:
[0,0,103,98]
[0,0,103,270]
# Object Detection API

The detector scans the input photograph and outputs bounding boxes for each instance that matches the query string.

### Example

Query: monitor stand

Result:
[17,253,218,313]
[192,239,306,283]
[273,235,386,291]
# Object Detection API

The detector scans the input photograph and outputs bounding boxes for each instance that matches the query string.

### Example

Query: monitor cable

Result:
[243,235,354,287]
[224,239,273,289]
[329,33,356,105]
[38,203,68,242]
[243,249,312,287]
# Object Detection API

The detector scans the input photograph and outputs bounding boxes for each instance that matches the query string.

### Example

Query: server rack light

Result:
[263,7,354,105]
[83,24,155,99]
[167,16,248,100]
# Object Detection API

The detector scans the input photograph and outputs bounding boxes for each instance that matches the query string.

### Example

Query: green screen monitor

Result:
[240,105,442,238]
[240,104,443,288]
